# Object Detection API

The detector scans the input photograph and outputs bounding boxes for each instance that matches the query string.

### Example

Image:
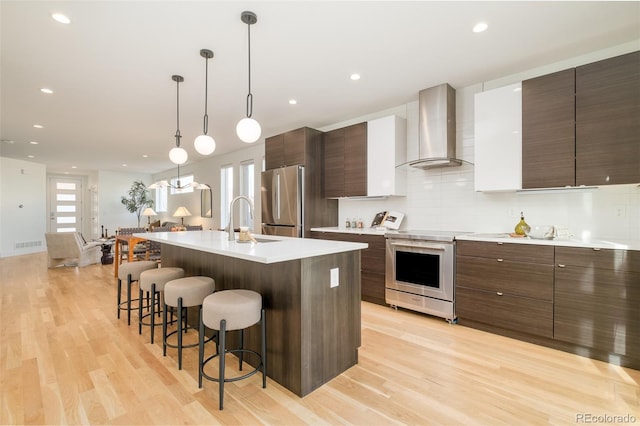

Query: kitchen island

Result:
[139,230,367,397]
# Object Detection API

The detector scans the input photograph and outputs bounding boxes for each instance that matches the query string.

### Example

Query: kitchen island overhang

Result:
[138,230,367,397]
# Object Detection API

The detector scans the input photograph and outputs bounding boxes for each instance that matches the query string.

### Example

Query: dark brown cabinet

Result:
[522,69,576,188]
[575,51,640,186]
[522,51,640,189]
[456,241,555,338]
[265,127,309,170]
[554,246,640,365]
[310,231,386,305]
[323,122,367,198]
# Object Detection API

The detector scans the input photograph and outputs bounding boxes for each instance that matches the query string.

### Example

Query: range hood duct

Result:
[410,83,462,169]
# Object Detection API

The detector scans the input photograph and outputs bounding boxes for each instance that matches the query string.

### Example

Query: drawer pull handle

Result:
[593,248,601,251]
[558,264,566,268]
[497,258,504,262]
[496,292,503,296]
[497,242,504,245]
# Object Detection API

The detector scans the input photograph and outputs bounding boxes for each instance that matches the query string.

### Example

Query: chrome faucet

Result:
[227,195,254,241]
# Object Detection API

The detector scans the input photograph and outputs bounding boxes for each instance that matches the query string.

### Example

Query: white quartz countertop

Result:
[455,233,640,251]
[136,230,368,264]
[310,227,388,236]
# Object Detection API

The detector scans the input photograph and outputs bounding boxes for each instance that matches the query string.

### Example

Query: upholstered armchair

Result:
[45,232,102,268]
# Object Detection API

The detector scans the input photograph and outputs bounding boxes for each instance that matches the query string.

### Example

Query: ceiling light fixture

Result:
[148,163,209,191]
[33,124,43,129]
[473,22,488,33]
[40,88,53,94]
[236,11,261,143]
[51,13,71,24]
[350,73,361,81]
[289,99,297,105]
[168,75,188,165]
[194,49,216,155]
[30,141,39,145]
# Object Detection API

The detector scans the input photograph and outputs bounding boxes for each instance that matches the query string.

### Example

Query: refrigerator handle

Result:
[273,170,280,220]
[276,171,281,220]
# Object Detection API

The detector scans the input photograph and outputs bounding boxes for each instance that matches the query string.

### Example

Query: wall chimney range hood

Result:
[409,83,462,169]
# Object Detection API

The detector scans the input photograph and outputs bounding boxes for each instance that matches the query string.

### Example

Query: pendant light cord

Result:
[175,78,182,147]
[203,55,209,135]
[246,20,253,118]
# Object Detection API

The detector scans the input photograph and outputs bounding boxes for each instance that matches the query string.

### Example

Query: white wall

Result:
[0,157,47,257]
[151,143,265,231]
[335,42,640,242]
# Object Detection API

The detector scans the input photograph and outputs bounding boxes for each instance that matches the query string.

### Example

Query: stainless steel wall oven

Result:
[385,230,465,322]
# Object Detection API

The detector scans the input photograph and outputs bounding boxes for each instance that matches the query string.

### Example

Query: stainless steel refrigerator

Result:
[261,165,304,237]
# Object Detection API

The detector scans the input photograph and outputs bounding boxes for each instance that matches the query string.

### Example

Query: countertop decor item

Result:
[173,206,192,226]
[514,211,531,236]
[526,225,556,240]
[236,11,261,143]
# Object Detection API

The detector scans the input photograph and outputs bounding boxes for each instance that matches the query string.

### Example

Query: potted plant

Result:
[121,180,154,227]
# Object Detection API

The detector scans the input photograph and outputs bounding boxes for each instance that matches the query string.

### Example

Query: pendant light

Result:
[169,74,188,165]
[236,11,261,143]
[194,49,216,155]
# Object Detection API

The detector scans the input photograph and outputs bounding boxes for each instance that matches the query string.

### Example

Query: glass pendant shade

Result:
[169,146,188,164]
[236,117,261,143]
[194,134,216,155]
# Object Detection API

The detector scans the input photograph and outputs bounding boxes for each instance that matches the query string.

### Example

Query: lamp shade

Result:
[194,134,216,155]
[236,117,261,143]
[142,207,157,217]
[172,206,192,218]
[169,147,188,165]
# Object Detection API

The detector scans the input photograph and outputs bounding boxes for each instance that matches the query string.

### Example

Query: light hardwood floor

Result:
[1,253,638,425]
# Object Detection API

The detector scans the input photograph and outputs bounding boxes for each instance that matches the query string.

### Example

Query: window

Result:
[239,160,255,229]
[170,174,194,195]
[155,186,167,213]
[220,165,233,229]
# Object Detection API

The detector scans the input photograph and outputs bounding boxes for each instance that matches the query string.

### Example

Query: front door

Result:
[48,177,83,233]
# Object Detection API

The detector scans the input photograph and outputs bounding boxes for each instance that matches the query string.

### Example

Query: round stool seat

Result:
[165,276,216,308]
[202,290,262,331]
[118,260,158,281]
[140,267,184,292]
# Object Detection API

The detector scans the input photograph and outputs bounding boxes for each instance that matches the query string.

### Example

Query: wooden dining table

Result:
[113,234,148,277]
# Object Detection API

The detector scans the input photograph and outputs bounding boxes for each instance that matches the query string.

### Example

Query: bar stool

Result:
[163,276,215,370]
[198,289,266,410]
[138,267,184,343]
[117,260,158,325]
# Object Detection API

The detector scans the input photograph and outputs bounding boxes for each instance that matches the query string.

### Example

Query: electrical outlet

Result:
[615,206,626,218]
[330,268,339,288]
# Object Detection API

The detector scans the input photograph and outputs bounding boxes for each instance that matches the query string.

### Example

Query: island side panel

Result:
[161,243,305,396]
[300,251,361,396]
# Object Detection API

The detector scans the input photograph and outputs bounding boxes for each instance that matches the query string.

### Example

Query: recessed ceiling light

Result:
[121,164,127,167]
[289,99,297,105]
[40,88,54,94]
[71,166,77,169]
[350,73,361,81]
[33,124,43,129]
[142,154,149,158]
[27,155,35,158]
[30,141,39,145]
[64,172,70,175]
[51,13,71,24]
[473,22,488,33]
[3,139,15,144]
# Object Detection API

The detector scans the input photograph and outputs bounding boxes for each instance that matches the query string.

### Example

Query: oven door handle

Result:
[390,242,446,251]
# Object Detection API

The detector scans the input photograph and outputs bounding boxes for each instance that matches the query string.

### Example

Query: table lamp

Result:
[172,206,191,225]
[142,207,157,225]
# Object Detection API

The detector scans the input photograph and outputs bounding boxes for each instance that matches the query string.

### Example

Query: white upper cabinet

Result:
[474,82,522,191]
[367,115,407,197]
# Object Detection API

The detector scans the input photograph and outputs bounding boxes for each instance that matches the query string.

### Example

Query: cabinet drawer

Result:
[456,287,553,338]
[555,246,640,273]
[456,240,554,264]
[457,256,553,301]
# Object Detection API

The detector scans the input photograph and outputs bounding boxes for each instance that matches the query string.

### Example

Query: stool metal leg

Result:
[219,319,226,410]
[177,297,183,370]
[127,273,132,325]
[117,279,122,319]
[138,286,144,334]
[198,308,205,388]
[239,329,244,371]
[150,283,157,344]
[162,301,168,356]
[261,308,267,388]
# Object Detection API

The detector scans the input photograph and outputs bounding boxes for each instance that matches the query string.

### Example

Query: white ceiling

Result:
[1,1,639,175]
